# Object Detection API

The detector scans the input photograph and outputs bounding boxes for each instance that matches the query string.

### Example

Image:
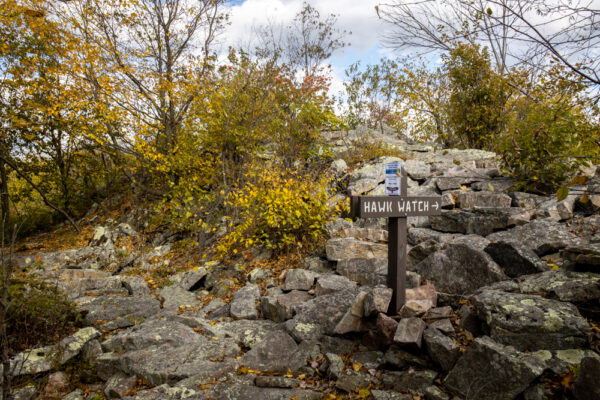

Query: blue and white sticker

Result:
[385,161,402,196]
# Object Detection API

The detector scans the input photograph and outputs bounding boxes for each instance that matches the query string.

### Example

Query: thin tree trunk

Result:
[0,160,9,239]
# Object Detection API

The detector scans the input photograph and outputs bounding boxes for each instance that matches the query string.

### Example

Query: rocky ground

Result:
[5,129,600,400]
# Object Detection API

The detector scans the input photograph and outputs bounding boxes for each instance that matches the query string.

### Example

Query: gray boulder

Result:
[315,274,356,296]
[444,336,545,400]
[284,269,319,291]
[240,331,305,373]
[572,356,600,400]
[455,192,512,209]
[429,208,532,236]
[76,295,161,325]
[336,258,387,286]
[393,317,426,348]
[423,328,460,372]
[416,244,507,296]
[326,238,387,261]
[473,289,591,350]
[230,284,260,320]
[518,270,600,303]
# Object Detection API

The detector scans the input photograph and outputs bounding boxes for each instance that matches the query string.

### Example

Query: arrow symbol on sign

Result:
[432,201,439,210]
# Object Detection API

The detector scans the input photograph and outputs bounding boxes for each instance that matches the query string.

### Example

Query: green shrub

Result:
[338,140,408,168]
[7,274,82,355]
[497,70,599,191]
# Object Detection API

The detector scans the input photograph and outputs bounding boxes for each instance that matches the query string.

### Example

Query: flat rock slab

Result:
[486,219,584,256]
[429,208,532,236]
[76,295,161,325]
[315,274,356,296]
[416,244,507,296]
[102,318,204,352]
[473,289,591,351]
[201,383,322,400]
[284,269,319,291]
[210,319,281,348]
[326,238,387,261]
[444,336,545,400]
[484,241,548,277]
[122,384,205,400]
[455,192,512,209]
[517,270,600,303]
[117,340,241,385]
[393,317,426,348]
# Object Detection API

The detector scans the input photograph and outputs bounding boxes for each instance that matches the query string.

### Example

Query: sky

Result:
[220,0,390,98]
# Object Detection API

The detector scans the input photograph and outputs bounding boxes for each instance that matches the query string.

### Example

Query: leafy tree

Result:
[445,43,510,149]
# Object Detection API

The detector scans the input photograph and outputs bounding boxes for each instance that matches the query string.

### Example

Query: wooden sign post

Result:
[351,170,442,314]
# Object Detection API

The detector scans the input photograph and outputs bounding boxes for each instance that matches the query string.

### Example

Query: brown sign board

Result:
[351,196,442,219]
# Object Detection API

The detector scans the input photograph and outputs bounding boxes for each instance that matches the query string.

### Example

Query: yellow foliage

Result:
[216,165,345,256]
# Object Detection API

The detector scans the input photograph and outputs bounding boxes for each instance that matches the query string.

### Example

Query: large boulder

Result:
[76,295,161,325]
[416,244,507,296]
[444,336,545,400]
[455,192,512,209]
[240,331,306,373]
[336,258,387,286]
[517,270,600,303]
[230,284,260,320]
[429,208,532,236]
[326,238,387,261]
[473,289,591,350]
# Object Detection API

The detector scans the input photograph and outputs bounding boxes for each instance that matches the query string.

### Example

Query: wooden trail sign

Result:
[351,167,442,313]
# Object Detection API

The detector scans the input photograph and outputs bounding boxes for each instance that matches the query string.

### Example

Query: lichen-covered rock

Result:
[326,238,387,261]
[209,319,281,349]
[381,369,437,393]
[102,319,204,352]
[444,336,545,400]
[484,241,548,277]
[261,290,311,323]
[473,289,591,350]
[122,384,204,400]
[517,270,600,303]
[104,373,137,399]
[290,288,359,336]
[416,244,507,296]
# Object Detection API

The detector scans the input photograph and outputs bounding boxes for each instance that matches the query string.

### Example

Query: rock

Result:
[62,390,84,400]
[208,319,280,349]
[383,346,429,369]
[334,290,368,334]
[170,267,207,290]
[471,178,514,193]
[455,192,512,209]
[399,300,434,318]
[230,284,260,320]
[291,287,360,336]
[314,274,355,296]
[331,159,348,174]
[335,371,373,393]
[300,256,332,273]
[123,384,203,400]
[416,244,507,296]
[104,373,137,399]
[511,192,547,209]
[423,328,460,372]
[212,279,234,298]
[336,258,387,286]
[159,285,202,309]
[56,327,101,364]
[393,317,426,348]
[424,306,453,320]
[321,352,344,380]
[201,383,321,400]
[572,356,600,400]
[351,351,384,370]
[240,331,305,374]
[486,219,583,256]
[423,385,450,400]
[120,276,150,296]
[406,284,437,305]
[484,241,548,277]
[458,304,483,336]
[429,319,454,336]
[473,289,591,350]
[444,336,545,400]
[118,340,240,385]
[255,376,300,389]
[89,226,113,247]
[326,238,387,261]
[43,372,70,399]
[403,159,431,180]
[81,339,103,363]
[535,195,578,221]
[377,313,398,345]
[382,369,437,393]
[247,268,271,283]
[429,208,532,236]
[284,269,319,291]
[371,390,413,400]
[517,270,600,303]
[336,227,388,242]
[561,245,600,272]
[102,319,203,352]
[261,290,311,323]
[363,287,393,316]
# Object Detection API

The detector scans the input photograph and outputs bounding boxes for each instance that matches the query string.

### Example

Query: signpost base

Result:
[387,217,407,314]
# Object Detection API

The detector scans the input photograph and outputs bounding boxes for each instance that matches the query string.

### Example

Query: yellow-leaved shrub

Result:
[217,166,346,256]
